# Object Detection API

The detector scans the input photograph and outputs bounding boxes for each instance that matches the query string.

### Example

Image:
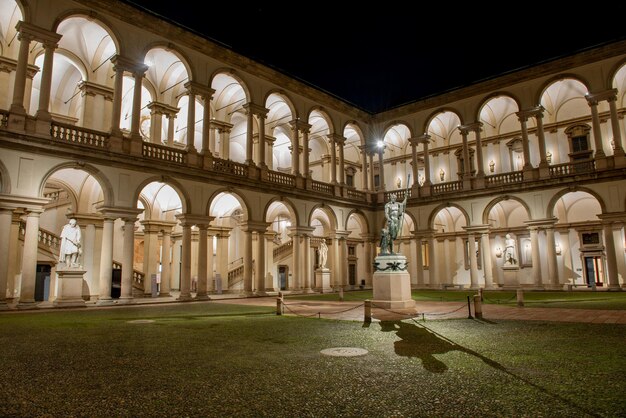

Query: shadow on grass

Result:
[379,320,601,417]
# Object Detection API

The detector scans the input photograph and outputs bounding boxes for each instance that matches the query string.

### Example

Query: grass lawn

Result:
[288,289,626,309]
[1,302,624,417]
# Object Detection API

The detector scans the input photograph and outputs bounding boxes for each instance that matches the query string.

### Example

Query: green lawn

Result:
[0,303,624,417]
[287,289,626,309]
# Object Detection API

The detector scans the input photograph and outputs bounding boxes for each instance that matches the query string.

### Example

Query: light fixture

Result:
[546,151,552,164]
[489,160,495,173]
[439,168,445,181]
[377,140,384,148]
[555,241,561,256]
[495,247,502,258]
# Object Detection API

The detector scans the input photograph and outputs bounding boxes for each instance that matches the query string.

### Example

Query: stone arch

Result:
[345,209,370,234]
[307,204,338,231]
[209,68,251,103]
[206,188,251,221]
[137,194,152,219]
[38,162,114,207]
[306,106,335,134]
[0,158,11,194]
[51,10,122,54]
[546,186,607,219]
[482,195,532,225]
[263,196,299,226]
[427,203,470,231]
[132,176,191,214]
[475,91,522,122]
[342,120,366,145]
[422,107,464,134]
[382,120,414,140]
[608,57,626,91]
[140,42,195,82]
[263,89,297,119]
[535,73,591,105]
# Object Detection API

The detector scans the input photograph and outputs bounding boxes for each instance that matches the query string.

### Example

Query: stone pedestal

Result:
[315,269,332,293]
[503,266,519,287]
[54,267,87,308]
[372,255,415,309]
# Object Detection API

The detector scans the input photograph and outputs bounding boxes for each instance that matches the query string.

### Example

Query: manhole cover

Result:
[320,347,368,357]
[127,319,155,324]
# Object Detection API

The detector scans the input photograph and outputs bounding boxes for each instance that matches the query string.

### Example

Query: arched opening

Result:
[265,201,296,291]
[346,212,369,288]
[0,0,24,109]
[431,206,468,286]
[478,96,521,173]
[308,109,332,182]
[310,206,339,287]
[265,93,294,173]
[211,73,248,162]
[343,123,364,188]
[426,111,463,182]
[381,123,411,190]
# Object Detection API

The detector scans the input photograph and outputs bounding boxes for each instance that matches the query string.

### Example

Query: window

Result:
[346,174,354,187]
[565,124,592,162]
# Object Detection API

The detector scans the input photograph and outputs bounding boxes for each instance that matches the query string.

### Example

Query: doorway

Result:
[348,263,356,287]
[34,264,51,301]
[278,265,288,291]
[584,256,604,287]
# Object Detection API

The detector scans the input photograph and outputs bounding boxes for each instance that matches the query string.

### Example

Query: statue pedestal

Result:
[502,266,519,287]
[315,269,332,293]
[54,267,87,308]
[372,255,415,309]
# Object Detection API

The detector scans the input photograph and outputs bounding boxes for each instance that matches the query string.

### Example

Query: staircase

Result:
[273,240,293,262]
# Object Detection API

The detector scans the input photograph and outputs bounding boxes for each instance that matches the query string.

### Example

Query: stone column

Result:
[141,222,159,297]
[166,114,176,146]
[0,208,13,308]
[17,210,42,309]
[467,233,479,289]
[35,40,59,120]
[196,224,209,300]
[532,107,548,167]
[420,135,432,186]
[586,96,605,158]
[427,233,438,287]
[201,97,211,154]
[130,70,144,139]
[257,111,267,168]
[10,28,33,114]
[206,230,215,292]
[481,231,494,288]
[119,217,136,303]
[83,223,96,299]
[329,134,338,184]
[360,146,369,190]
[160,228,172,296]
[516,112,533,170]
[529,226,542,288]
[368,152,375,190]
[330,235,341,286]
[290,121,300,176]
[245,105,254,165]
[178,220,192,300]
[414,234,424,287]
[243,229,253,293]
[97,217,115,304]
[148,104,163,143]
[377,148,385,190]
[110,64,125,136]
[302,126,310,177]
[409,139,419,184]
[265,232,276,291]
[290,231,301,290]
[337,136,346,185]
[602,222,620,289]
[545,226,559,288]
[256,230,266,293]
[607,93,625,157]
[216,231,230,291]
[301,233,311,291]
[459,127,471,178]
[185,88,196,153]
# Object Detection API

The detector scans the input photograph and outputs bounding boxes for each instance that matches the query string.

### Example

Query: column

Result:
[216,232,229,290]
[97,217,115,304]
[179,221,192,300]
[459,128,471,178]
[149,105,163,143]
[377,148,385,190]
[302,126,310,177]
[119,217,136,303]
[10,28,33,114]
[0,208,13,308]
[110,64,125,135]
[35,41,58,120]
[256,231,266,293]
[160,228,172,296]
[360,146,369,190]
[290,121,300,175]
[201,97,211,155]
[368,152,375,190]
[130,71,144,138]
[481,232,494,288]
[428,234,438,287]
[166,114,176,146]
[245,106,254,165]
[532,108,548,166]
[17,210,42,309]
[473,124,485,177]
[206,231,215,292]
[185,89,196,152]
[585,97,605,158]
[337,137,345,185]
[529,226,542,287]
[467,233,480,289]
[141,223,158,296]
[329,135,337,184]
[291,232,301,290]
[603,222,620,289]
[545,226,559,287]
[83,223,96,299]
[257,112,267,168]
[607,94,625,156]
[516,112,532,170]
[196,224,208,300]
[414,235,424,287]
[265,232,276,291]
[243,229,253,293]
[410,139,419,184]
[421,135,432,185]
[331,235,341,286]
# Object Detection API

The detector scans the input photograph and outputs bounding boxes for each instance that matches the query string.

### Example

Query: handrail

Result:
[431,180,463,195]
[51,121,108,148]
[549,159,595,177]
[142,141,187,164]
[267,170,295,186]
[485,171,523,186]
[311,180,333,195]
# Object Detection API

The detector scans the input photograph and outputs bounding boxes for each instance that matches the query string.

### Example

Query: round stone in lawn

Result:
[127,319,155,324]
[320,347,368,357]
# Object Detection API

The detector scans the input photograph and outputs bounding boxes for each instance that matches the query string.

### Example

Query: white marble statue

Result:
[59,218,82,267]
[503,233,517,266]
[319,240,328,269]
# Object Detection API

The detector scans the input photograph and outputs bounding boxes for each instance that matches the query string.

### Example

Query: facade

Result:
[0,0,625,309]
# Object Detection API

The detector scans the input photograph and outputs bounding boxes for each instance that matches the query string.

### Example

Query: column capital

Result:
[78,80,114,100]
[327,133,346,145]
[524,105,546,119]
[241,220,271,233]
[111,54,147,74]
[329,230,351,240]
[147,101,180,116]
[175,214,215,227]
[289,119,311,133]
[209,119,234,132]
[524,218,559,229]
[183,81,215,99]
[462,224,491,234]
[416,134,432,144]
[515,110,531,122]
[16,21,62,45]
[243,102,269,117]
[287,226,316,237]
[585,89,618,104]
[96,206,143,220]
[459,122,483,133]
[140,219,178,233]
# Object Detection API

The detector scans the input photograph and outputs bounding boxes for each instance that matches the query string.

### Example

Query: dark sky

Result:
[125,1,625,113]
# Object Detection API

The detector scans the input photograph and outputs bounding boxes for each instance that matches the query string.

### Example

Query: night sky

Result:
[124,1,625,113]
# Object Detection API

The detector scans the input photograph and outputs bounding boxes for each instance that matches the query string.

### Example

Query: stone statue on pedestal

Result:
[382,192,407,255]
[319,239,328,269]
[503,233,518,267]
[59,218,82,268]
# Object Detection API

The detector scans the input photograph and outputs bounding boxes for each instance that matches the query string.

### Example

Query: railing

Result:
[346,188,366,201]
[212,157,248,177]
[485,171,523,186]
[51,122,108,148]
[311,180,333,195]
[384,188,411,202]
[549,159,595,177]
[267,170,295,186]
[43,190,60,202]
[0,109,8,128]
[432,180,463,195]
[39,228,60,253]
[228,264,244,288]
[142,142,186,164]
[228,257,243,269]
[273,240,293,259]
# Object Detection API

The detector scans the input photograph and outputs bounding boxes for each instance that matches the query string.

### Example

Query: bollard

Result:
[516,288,524,307]
[339,286,344,302]
[478,287,484,302]
[466,295,473,319]
[473,295,483,319]
[276,296,283,315]
[364,299,372,323]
